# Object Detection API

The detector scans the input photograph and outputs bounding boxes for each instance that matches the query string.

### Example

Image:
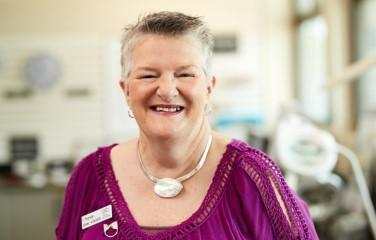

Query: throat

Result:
[137,134,213,179]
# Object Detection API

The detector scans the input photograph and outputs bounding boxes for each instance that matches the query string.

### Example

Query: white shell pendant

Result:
[154,178,183,198]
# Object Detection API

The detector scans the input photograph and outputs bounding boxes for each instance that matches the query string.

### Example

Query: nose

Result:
[156,75,178,102]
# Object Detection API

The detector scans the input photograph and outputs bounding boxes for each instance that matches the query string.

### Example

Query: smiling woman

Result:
[55,12,319,240]
[123,34,212,140]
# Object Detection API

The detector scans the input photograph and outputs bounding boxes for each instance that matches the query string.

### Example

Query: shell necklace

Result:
[137,135,213,198]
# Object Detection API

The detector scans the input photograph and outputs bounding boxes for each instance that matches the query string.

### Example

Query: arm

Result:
[236,142,319,239]
[55,152,97,240]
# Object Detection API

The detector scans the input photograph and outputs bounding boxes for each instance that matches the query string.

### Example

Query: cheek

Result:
[182,87,208,114]
[191,85,209,104]
[182,78,208,98]
[128,84,151,105]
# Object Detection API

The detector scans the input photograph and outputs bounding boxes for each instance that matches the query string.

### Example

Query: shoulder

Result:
[226,139,282,204]
[70,149,98,179]
[227,139,318,239]
[227,139,277,174]
[69,143,118,181]
[55,143,117,239]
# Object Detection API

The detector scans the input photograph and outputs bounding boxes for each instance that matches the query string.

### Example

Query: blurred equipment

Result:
[10,136,38,179]
[47,161,70,187]
[325,54,376,89]
[275,110,376,239]
[214,112,265,147]
[10,136,38,161]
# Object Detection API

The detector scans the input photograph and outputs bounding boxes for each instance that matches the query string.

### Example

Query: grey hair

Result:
[120,11,214,78]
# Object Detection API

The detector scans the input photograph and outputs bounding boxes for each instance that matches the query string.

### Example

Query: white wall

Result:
[0,0,294,162]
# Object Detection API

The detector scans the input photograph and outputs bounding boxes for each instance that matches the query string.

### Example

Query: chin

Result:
[148,125,184,140]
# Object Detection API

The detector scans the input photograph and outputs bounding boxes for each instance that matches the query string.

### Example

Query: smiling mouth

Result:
[150,105,185,113]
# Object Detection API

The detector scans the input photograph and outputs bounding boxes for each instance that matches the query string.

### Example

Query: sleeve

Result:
[237,143,319,240]
[55,151,98,240]
[231,169,276,239]
[295,193,319,240]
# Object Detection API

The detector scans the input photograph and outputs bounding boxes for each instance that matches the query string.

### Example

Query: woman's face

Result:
[120,34,215,139]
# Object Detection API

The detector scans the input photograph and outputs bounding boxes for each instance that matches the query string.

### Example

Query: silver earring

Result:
[128,109,135,118]
[204,103,212,115]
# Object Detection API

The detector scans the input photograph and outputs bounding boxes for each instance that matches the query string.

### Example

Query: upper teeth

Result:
[156,106,182,112]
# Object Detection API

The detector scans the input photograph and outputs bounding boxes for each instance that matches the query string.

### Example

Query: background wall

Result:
[0,0,294,162]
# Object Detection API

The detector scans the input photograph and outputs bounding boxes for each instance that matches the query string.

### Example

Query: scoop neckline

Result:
[98,139,239,239]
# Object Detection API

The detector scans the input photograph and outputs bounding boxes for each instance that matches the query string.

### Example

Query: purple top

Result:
[55,139,318,239]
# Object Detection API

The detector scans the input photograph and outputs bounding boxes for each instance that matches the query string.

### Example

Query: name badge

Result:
[81,205,112,230]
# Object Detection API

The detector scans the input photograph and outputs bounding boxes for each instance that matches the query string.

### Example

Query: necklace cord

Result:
[137,135,213,183]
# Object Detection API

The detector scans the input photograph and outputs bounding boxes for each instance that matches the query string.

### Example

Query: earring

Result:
[128,109,135,118]
[204,103,212,115]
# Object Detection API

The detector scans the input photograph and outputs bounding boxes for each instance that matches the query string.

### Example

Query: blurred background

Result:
[0,0,375,239]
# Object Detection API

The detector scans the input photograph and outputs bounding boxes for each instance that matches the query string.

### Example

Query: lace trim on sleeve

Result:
[235,141,312,240]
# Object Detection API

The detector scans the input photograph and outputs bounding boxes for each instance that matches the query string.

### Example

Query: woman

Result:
[56,12,318,239]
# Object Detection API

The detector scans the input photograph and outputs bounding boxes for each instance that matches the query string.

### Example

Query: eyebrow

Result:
[134,67,158,72]
[134,65,198,72]
[176,65,198,71]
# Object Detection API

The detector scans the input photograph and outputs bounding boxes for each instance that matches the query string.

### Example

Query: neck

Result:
[138,119,212,178]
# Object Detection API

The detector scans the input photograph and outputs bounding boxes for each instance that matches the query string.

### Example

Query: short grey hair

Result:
[120,11,214,78]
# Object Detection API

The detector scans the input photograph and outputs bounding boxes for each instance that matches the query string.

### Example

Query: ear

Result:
[207,76,216,95]
[119,78,130,105]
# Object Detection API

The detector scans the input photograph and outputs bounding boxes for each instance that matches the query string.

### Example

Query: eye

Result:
[137,75,156,79]
[177,73,195,78]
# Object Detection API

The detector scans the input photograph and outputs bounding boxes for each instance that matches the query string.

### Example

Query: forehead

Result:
[131,34,205,70]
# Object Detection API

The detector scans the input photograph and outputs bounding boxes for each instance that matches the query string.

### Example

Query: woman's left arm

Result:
[236,142,319,240]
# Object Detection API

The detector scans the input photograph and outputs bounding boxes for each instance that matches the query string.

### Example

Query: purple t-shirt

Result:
[55,139,318,239]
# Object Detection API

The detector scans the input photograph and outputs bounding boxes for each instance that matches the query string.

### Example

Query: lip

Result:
[151,111,183,116]
[150,104,185,107]
[149,104,185,115]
